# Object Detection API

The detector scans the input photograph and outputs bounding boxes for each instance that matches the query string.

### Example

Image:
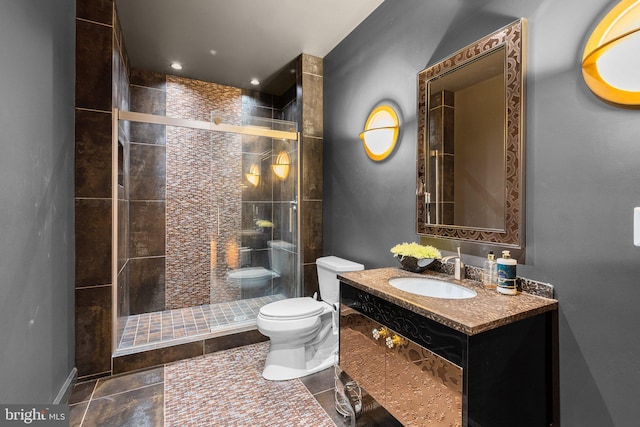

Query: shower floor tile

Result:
[118,294,285,351]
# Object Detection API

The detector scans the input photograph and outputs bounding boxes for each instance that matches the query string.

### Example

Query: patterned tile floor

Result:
[69,342,402,427]
[118,295,285,352]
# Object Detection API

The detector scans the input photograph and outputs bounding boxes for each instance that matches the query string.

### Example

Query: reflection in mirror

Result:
[417,19,526,257]
[427,47,505,229]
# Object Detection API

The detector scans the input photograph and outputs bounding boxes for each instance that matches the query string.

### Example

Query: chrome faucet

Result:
[442,247,465,280]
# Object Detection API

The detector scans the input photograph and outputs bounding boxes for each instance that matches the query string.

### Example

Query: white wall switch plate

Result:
[635,208,640,247]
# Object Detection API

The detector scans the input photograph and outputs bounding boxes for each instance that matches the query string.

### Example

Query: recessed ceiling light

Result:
[170,62,183,70]
[209,50,217,56]
[250,78,260,86]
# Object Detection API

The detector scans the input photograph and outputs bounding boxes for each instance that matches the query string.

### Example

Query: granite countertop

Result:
[338,267,558,336]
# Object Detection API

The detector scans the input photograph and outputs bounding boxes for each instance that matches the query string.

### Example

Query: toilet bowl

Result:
[226,241,293,290]
[227,267,278,289]
[257,255,364,380]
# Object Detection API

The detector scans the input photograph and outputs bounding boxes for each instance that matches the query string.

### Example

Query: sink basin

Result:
[388,277,477,299]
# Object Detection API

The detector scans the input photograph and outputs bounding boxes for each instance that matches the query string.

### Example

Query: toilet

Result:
[227,267,278,289]
[257,255,364,380]
[226,241,294,290]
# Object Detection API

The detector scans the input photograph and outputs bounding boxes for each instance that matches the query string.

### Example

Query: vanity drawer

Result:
[340,282,467,367]
[339,306,463,427]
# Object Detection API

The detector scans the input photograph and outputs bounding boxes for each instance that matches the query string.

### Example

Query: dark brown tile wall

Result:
[76,0,113,25]
[129,143,166,200]
[113,342,203,374]
[112,9,130,111]
[75,286,112,377]
[299,54,324,297]
[302,200,323,262]
[204,330,268,353]
[129,201,166,257]
[75,199,112,287]
[127,69,168,319]
[111,329,269,375]
[302,135,323,200]
[128,257,166,315]
[75,110,112,198]
[75,0,130,379]
[129,82,166,144]
[241,89,275,121]
[130,69,167,88]
[75,19,112,112]
[303,263,320,299]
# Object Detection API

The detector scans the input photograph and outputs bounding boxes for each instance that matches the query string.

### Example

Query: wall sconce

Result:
[359,105,399,161]
[246,163,260,187]
[582,0,640,105]
[272,151,290,180]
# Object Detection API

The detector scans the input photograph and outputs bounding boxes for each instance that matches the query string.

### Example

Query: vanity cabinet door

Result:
[339,306,387,405]
[385,328,463,427]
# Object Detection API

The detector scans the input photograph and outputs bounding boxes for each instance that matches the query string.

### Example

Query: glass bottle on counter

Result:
[482,251,497,289]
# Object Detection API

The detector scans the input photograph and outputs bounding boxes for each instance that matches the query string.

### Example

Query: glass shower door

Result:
[208,115,299,332]
[114,107,299,353]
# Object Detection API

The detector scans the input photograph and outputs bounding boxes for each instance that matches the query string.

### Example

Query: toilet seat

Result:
[228,267,278,280]
[259,297,324,321]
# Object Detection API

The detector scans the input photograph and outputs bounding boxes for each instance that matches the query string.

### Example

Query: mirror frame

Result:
[416,18,527,256]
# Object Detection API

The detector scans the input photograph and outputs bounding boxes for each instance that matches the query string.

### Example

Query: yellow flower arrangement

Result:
[390,242,441,260]
[255,219,274,228]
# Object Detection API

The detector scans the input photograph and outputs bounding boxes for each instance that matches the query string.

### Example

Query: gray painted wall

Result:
[324,0,640,425]
[0,0,75,403]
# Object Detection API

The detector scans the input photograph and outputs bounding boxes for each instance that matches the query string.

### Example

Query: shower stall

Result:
[112,107,300,354]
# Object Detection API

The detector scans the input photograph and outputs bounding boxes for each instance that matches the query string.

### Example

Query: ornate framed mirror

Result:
[416,19,526,259]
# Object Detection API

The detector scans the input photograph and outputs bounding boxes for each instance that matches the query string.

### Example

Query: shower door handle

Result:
[289,200,297,233]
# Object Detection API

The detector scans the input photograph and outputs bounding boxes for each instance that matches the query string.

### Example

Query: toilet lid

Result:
[259,297,324,320]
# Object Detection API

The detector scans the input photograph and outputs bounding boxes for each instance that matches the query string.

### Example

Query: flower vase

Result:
[397,256,435,273]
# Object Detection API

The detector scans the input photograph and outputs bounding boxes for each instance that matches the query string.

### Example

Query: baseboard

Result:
[54,367,77,404]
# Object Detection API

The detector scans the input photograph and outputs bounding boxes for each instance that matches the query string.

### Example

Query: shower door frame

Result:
[111,108,301,353]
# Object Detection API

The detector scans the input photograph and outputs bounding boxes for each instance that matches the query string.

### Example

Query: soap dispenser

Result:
[482,251,497,289]
[496,250,517,295]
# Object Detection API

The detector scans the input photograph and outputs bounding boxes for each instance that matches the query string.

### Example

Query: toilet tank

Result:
[268,240,295,275]
[316,256,364,305]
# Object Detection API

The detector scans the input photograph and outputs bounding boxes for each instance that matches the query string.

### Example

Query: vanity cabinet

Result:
[339,282,556,427]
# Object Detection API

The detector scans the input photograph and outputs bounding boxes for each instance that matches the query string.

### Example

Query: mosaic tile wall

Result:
[165,76,243,309]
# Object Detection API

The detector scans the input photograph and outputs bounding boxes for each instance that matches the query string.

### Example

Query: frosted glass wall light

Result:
[272,151,290,180]
[246,163,260,187]
[359,105,399,161]
[582,0,640,105]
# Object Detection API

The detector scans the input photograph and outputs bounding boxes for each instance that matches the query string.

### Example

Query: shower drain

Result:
[233,315,247,322]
